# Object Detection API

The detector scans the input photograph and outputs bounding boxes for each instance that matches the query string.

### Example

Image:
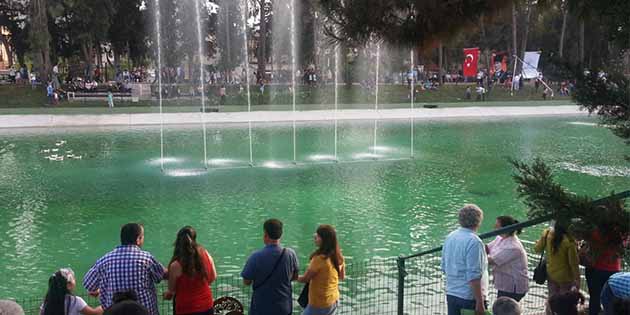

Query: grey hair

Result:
[458,204,484,229]
[0,300,25,315]
[492,297,522,315]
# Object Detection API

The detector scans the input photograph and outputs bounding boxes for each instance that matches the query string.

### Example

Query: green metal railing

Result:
[9,190,630,315]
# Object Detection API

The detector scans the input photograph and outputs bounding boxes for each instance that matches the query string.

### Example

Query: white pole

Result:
[194,0,208,169]
[410,49,414,158]
[154,0,164,171]
[373,44,380,156]
[242,0,253,166]
[511,54,518,96]
[334,45,339,161]
[291,0,297,164]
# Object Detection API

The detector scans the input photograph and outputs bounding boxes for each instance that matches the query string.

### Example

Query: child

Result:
[219,85,227,106]
[107,90,114,109]
[548,290,586,315]
[40,268,103,315]
[47,82,54,105]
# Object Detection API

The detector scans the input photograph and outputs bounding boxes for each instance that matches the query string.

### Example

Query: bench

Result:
[70,92,132,102]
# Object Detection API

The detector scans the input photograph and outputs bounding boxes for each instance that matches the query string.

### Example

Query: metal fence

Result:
[11,190,630,315]
[13,260,398,315]
[9,247,576,315]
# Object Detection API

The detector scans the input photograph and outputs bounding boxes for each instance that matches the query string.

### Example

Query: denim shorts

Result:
[302,302,338,315]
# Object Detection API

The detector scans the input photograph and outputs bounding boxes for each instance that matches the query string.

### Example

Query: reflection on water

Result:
[0,116,628,299]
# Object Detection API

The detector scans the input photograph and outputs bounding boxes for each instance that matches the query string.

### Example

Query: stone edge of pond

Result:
[0,105,586,129]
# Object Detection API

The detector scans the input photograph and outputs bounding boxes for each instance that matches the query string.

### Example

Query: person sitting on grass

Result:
[40,268,103,315]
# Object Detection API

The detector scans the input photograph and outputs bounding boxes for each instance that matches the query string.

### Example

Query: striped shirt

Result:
[608,272,630,299]
[83,245,165,315]
[487,235,529,294]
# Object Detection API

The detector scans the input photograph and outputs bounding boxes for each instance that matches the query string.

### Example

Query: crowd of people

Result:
[14,219,343,315]
[1,206,629,315]
[442,204,630,315]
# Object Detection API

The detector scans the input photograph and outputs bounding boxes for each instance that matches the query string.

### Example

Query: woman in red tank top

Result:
[163,226,217,315]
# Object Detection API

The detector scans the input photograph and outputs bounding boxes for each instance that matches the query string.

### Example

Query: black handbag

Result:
[298,282,309,308]
[533,231,549,285]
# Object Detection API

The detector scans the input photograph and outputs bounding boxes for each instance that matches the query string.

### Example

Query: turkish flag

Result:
[463,48,480,77]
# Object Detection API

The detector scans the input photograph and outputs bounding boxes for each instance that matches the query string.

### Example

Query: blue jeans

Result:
[601,282,614,315]
[586,268,617,315]
[303,302,337,315]
[446,295,486,315]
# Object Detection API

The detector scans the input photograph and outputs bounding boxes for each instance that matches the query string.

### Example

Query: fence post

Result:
[397,255,407,315]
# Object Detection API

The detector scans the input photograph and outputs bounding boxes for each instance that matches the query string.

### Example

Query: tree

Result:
[108,0,148,68]
[511,159,629,259]
[558,0,568,57]
[29,0,52,77]
[46,0,114,78]
[0,0,29,66]
[319,0,511,48]
[317,0,630,241]
[216,0,243,75]
[251,0,271,81]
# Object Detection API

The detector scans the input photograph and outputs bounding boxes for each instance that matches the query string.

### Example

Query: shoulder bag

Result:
[253,248,286,290]
[533,230,549,285]
[298,282,309,308]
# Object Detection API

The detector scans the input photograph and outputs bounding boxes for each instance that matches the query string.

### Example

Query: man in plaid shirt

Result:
[83,223,166,315]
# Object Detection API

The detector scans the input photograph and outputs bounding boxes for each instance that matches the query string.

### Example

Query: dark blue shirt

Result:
[241,244,299,315]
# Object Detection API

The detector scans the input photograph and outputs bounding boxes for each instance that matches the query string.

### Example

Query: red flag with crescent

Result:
[463,48,479,77]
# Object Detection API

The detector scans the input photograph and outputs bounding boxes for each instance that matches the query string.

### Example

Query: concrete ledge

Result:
[0,106,587,129]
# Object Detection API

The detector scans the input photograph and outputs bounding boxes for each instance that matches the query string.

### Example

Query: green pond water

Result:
[0,115,628,299]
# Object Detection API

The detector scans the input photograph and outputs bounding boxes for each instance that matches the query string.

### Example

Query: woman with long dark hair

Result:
[163,226,217,315]
[40,268,103,315]
[298,225,345,315]
[535,221,580,304]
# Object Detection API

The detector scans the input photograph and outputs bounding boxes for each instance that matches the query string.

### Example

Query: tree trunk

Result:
[438,41,443,85]
[511,1,518,72]
[256,0,267,83]
[81,41,94,80]
[559,3,568,58]
[0,34,12,67]
[30,0,52,79]
[225,3,231,69]
[520,0,532,61]
[578,17,584,64]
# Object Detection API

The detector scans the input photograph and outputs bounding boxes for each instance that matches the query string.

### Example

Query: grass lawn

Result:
[0,83,574,115]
